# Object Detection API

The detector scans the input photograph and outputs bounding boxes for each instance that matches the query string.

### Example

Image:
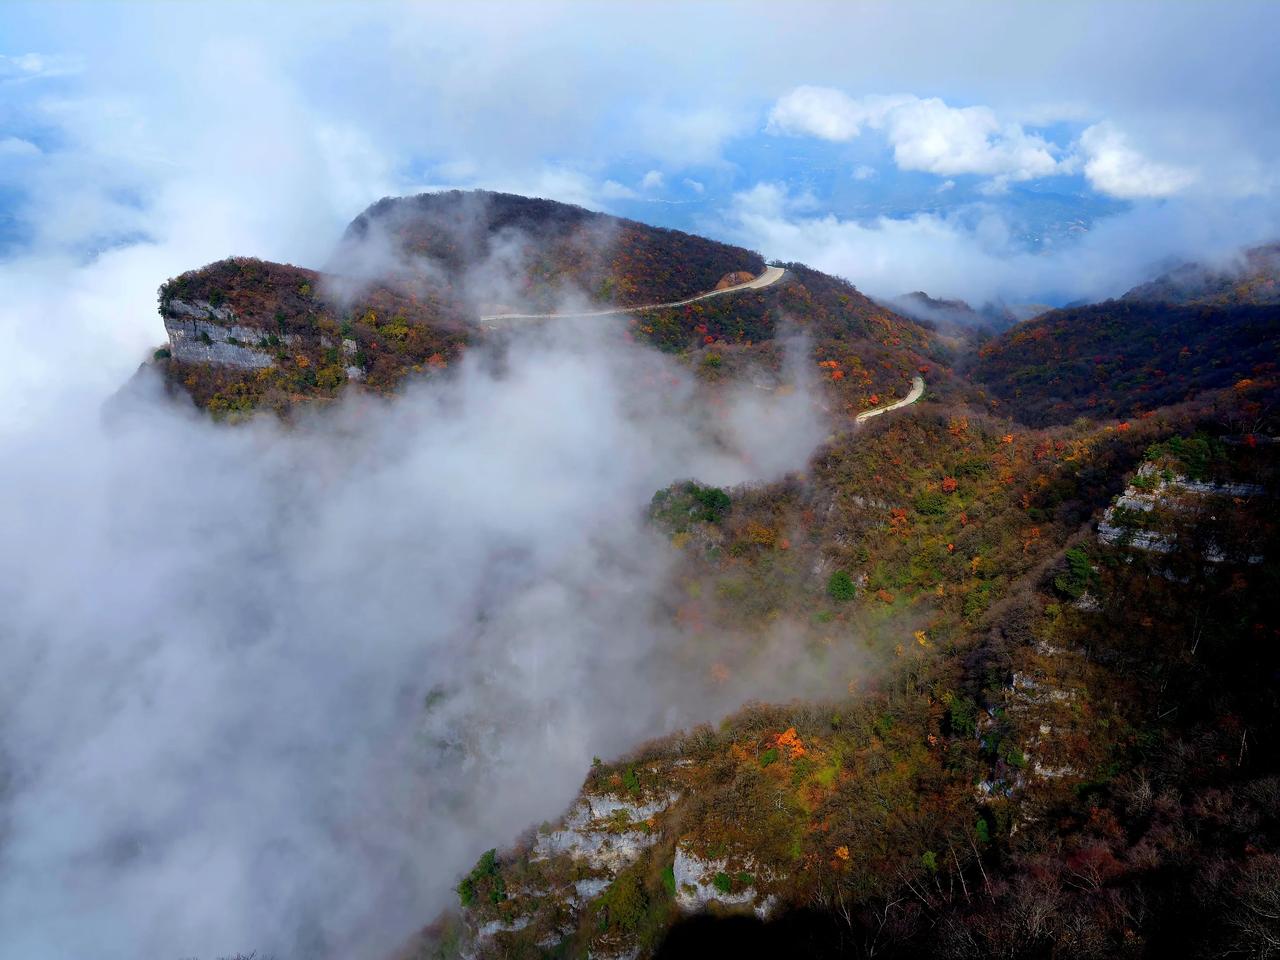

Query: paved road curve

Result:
[479,265,787,323]
[855,375,926,423]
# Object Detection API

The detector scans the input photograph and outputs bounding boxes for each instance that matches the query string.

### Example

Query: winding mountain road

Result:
[478,266,924,423]
[855,375,926,423]
[479,265,787,323]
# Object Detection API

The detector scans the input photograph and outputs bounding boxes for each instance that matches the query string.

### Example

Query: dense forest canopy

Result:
[972,299,1280,426]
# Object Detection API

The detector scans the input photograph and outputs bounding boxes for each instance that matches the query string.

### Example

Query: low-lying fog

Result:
[0,317,835,959]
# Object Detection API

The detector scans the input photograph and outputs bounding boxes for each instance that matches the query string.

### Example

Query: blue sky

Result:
[2,0,1280,404]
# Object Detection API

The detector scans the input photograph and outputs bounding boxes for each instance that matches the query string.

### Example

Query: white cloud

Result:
[312,124,399,219]
[632,103,753,166]
[425,165,641,214]
[884,97,1059,180]
[682,177,704,193]
[768,87,1060,183]
[720,180,1279,306]
[0,321,829,959]
[729,181,792,220]
[768,86,1216,198]
[640,169,664,190]
[1013,100,1096,125]
[977,176,1010,196]
[723,183,1012,301]
[0,136,41,158]
[852,164,878,181]
[0,52,81,83]
[766,86,911,141]
[598,178,639,200]
[1078,121,1197,198]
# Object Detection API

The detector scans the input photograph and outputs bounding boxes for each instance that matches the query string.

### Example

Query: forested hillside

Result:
[1122,242,1280,306]
[341,190,766,311]
[631,261,950,414]
[430,370,1280,960]
[971,299,1280,426]
[155,256,469,414]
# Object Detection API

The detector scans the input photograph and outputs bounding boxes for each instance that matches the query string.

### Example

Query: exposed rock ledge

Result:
[673,840,775,918]
[532,791,677,872]
[162,298,295,369]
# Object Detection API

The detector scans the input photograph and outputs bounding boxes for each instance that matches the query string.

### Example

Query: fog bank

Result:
[0,318,828,960]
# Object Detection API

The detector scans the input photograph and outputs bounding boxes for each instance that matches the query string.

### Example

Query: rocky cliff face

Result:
[163,299,281,369]
[1098,452,1268,564]
[162,296,364,377]
[449,755,779,960]
[151,255,468,414]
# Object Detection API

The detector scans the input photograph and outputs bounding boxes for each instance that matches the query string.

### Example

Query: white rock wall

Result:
[163,299,299,369]
[532,792,676,872]
[672,841,773,918]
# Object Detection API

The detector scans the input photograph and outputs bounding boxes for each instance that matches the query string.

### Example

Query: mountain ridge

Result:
[149,190,938,421]
[1121,242,1280,307]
